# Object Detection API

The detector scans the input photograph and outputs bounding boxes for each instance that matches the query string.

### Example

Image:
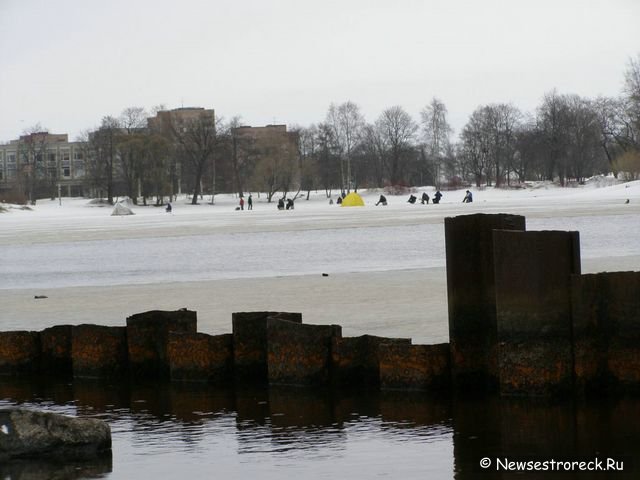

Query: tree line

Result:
[17,55,640,205]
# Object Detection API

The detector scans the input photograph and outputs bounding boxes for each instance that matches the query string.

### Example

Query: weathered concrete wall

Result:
[167,332,233,384]
[0,331,41,376]
[72,325,128,379]
[331,335,411,387]
[379,343,450,391]
[445,213,526,390]
[232,311,302,384]
[266,318,341,386]
[126,309,197,379]
[572,271,640,393]
[40,325,73,375]
[494,230,581,396]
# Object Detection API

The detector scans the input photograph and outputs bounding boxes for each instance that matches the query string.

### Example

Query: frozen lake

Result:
[2,213,640,291]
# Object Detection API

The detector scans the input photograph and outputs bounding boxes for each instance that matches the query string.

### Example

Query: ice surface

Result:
[1,180,639,342]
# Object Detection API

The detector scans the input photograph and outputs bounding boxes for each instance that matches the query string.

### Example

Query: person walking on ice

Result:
[247,194,253,210]
[239,196,245,210]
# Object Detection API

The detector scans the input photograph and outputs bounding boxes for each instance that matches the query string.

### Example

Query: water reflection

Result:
[1,378,639,479]
[453,394,639,479]
[0,455,113,480]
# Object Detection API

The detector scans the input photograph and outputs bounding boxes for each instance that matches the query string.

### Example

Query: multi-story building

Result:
[0,132,87,199]
[147,107,215,135]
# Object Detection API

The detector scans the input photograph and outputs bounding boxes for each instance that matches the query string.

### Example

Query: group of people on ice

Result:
[236,194,254,210]
[277,197,295,210]
[375,189,472,206]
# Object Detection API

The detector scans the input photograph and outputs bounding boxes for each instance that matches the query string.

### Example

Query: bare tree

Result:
[167,112,217,205]
[565,96,606,183]
[117,107,148,202]
[17,124,49,204]
[248,131,298,202]
[360,122,388,187]
[460,110,490,187]
[88,116,121,204]
[537,90,572,184]
[326,101,364,193]
[421,98,452,187]
[315,122,340,198]
[140,133,172,205]
[296,124,320,200]
[376,106,418,185]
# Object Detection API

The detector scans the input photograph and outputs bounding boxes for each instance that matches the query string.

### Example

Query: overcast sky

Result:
[1,0,638,142]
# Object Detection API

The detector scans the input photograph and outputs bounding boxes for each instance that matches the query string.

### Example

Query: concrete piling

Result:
[0,331,41,376]
[266,318,341,386]
[232,311,302,384]
[445,213,526,390]
[572,271,640,393]
[331,335,411,387]
[72,325,128,379]
[167,332,233,384]
[493,230,581,396]
[126,309,197,379]
[379,343,450,391]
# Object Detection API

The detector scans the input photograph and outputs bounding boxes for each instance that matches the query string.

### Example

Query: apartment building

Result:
[0,132,87,198]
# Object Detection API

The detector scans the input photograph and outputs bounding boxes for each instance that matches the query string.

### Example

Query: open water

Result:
[1,378,639,479]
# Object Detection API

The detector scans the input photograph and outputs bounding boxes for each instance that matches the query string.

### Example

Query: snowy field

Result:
[1,178,640,343]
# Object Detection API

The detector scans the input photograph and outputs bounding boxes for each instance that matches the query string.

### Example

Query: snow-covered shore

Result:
[2,179,639,343]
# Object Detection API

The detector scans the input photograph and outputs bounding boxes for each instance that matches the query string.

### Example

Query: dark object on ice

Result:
[407,195,417,204]
[0,409,112,462]
[421,192,429,204]
[625,199,630,204]
[336,196,342,205]
[34,295,48,299]
[433,190,443,204]
[165,203,172,213]
[322,273,329,277]
[286,198,294,210]
[277,198,285,210]
[375,194,387,206]
[462,190,473,203]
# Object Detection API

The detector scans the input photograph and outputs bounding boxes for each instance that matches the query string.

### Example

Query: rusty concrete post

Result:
[72,325,128,379]
[0,331,41,376]
[232,311,302,384]
[126,309,197,379]
[445,213,526,390]
[572,271,640,393]
[494,230,580,396]
[266,318,341,386]
[167,332,233,384]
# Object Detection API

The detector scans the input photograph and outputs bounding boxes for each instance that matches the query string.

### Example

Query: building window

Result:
[61,151,71,178]
[73,151,84,160]
[73,160,84,178]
